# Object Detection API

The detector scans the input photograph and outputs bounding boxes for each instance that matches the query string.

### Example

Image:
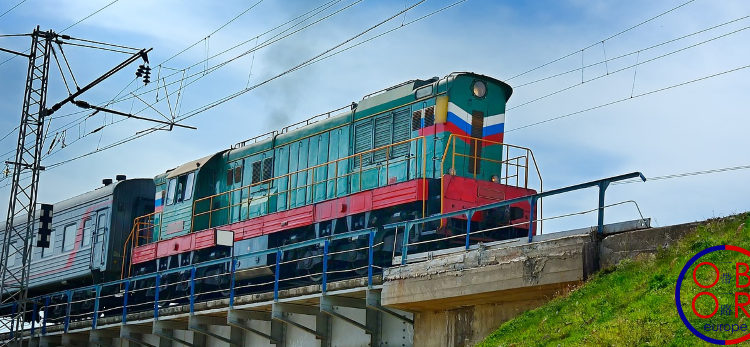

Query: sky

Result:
[0,0,748,233]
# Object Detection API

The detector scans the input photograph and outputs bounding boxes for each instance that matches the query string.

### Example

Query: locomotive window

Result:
[62,223,76,252]
[262,158,274,181]
[184,172,195,200]
[82,218,93,246]
[234,166,243,184]
[412,110,422,130]
[251,161,262,184]
[226,169,234,185]
[424,106,435,127]
[415,85,433,99]
[166,178,177,205]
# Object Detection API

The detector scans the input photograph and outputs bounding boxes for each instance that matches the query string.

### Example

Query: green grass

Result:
[477,213,750,347]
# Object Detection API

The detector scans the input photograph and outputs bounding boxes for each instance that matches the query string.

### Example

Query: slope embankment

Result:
[478,213,750,346]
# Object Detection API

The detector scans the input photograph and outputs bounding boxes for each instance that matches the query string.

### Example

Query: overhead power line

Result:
[507,21,750,112]
[109,0,360,108]
[0,0,28,20]
[31,0,442,172]
[31,0,352,142]
[512,15,750,89]
[505,0,697,81]
[173,0,427,123]
[0,0,121,67]
[160,0,265,66]
[506,63,750,133]
[615,164,750,184]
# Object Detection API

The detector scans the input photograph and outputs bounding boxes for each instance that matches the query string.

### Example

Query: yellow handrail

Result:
[438,134,543,231]
[188,136,427,233]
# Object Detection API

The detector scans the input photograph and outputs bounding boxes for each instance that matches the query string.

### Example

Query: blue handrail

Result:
[0,172,645,338]
[384,172,646,264]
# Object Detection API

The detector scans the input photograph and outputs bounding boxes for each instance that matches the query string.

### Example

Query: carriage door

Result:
[90,209,108,270]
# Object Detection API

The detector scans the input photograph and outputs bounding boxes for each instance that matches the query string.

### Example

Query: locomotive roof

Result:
[166,71,513,174]
[166,152,220,179]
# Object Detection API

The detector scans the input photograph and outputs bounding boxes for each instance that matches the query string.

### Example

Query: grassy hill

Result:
[478,213,750,346]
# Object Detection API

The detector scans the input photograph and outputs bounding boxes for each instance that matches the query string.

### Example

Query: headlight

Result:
[472,80,487,98]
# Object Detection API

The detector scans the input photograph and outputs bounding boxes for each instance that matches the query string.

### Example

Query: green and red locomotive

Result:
[126,71,541,295]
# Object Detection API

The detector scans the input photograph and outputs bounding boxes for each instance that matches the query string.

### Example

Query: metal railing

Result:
[126,137,428,253]
[190,136,427,233]
[385,172,646,264]
[440,134,544,232]
[0,172,646,341]
[440,134,542,190]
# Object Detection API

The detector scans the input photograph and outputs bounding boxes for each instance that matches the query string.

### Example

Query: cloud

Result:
[1,0,749,231]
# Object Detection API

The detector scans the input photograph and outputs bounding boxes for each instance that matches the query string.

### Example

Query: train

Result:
[4,72,541,319]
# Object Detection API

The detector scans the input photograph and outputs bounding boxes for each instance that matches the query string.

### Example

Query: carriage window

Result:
[43,229,56,257]
[33,237,42,259]
[184,172,195,200]
[166,178,177,205]
[97,213,108,246]
[82,218,93,246]
[62,223,77,252]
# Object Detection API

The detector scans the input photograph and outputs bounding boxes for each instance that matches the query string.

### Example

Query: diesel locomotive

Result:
[6,72,541,316]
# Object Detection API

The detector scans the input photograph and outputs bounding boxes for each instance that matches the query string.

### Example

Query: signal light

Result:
[36,203,53,248]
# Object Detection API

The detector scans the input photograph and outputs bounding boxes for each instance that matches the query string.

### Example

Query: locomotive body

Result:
[126,72,540,293]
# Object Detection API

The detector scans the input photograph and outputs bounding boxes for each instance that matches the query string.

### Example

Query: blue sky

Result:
[1,0,748,233]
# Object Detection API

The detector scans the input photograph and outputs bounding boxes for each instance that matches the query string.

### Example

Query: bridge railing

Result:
[0,173,646,340]
[385,172,646,265]
[1,227,379,338]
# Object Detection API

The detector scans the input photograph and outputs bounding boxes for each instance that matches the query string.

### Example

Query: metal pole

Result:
[400,224,411,265]
[122,281,129,324]
[465,211,473,250]
[367,231,374,288]
[322,240,329,293]
[273,249,281,301]
[229,259,236,307]
[527,197,537,243]
[0,28,52,343]
[92,286,101,329]
[189,267,196,314]
[154,274,160,320]
[597,181,610,235]
[64,290,72,333]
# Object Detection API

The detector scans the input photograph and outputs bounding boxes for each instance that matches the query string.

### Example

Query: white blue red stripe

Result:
[446,102,504,141]
[155,191,164,213]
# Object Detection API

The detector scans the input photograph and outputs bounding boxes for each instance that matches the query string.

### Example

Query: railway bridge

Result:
[2,173,687,347]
